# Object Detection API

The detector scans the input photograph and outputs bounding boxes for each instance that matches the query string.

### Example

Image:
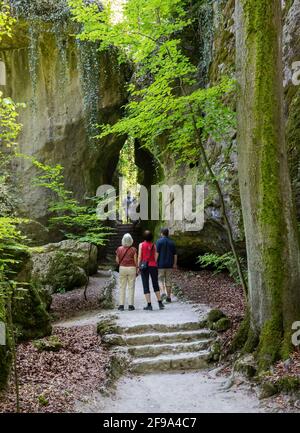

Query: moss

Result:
[37,394,49,407]
[213,317,231,332]
[33,335,63,352]
[286,87,300,207]
[208,340,221,362]
[257,316,283,371]
[13,283,52,341]
[230,310,250,352]
[97,318,121,336]
[46,252,88,293]
[235,354,257,379]
[259,381,278,399]
[207,309,226,323]
[243,325,259,354]
[277,376,300,393]
[230,308,259,354]
[209,0,235,84]
[241,0,299,369]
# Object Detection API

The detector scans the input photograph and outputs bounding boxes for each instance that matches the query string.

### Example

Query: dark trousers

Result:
[141,266,160,294]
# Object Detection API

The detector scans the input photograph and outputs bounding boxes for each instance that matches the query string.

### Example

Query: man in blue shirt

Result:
[155,228,177,303]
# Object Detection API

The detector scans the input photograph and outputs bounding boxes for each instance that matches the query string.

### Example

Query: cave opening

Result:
[109,137,157,226]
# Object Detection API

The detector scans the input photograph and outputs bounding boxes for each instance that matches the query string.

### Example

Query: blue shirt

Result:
[156,237,177,269]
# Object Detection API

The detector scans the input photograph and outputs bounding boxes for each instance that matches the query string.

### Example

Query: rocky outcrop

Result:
[156,0,300,265]
[283,0,300,217]
[31,239,98,293]
[1,0,299,262]
[0,0,129,241]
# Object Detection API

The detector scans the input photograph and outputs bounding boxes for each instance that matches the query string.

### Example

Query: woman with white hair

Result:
[116,233,137,311]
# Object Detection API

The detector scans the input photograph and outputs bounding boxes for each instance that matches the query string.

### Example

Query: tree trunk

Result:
[236,0,300,369]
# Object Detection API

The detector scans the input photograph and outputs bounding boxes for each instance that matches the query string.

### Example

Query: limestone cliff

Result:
[0,0,129,238]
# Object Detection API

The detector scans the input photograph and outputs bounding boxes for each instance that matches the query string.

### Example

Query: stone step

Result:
[130,350,210,374]
[121,322,207,335]
[128,339,213,358]
[123,329,213,346]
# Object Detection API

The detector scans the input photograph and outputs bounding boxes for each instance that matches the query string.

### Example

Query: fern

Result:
[198,252,247,285]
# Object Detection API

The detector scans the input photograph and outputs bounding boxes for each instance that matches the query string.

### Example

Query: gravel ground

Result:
[75,370,267,413]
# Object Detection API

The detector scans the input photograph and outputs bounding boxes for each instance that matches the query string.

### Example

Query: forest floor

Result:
[0,269,299,413]
[0,274,112,413]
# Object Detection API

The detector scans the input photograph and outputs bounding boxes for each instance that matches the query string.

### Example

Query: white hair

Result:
[122,233,133,247]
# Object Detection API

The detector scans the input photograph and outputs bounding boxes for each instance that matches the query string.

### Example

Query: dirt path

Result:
[73,274,274,413]
[75,370,270,413]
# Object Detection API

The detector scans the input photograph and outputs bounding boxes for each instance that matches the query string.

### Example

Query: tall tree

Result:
[236,0,300,368]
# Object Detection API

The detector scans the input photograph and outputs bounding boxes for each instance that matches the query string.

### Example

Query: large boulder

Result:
[13,252,52,341]
[0,251,52,389]
[31,240,98,293]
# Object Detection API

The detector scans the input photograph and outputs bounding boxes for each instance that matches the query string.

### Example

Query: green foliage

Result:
[37,394,49,407]
[0,1,15,42]
[69,0,236,166]
[0,92,27,285]
[117,137,138,190]
[23,156,112,248]
[198,252,246,284]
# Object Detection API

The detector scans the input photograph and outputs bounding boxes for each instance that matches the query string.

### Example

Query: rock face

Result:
[283,0,300,217]
[1,0,299,261]
[153,0,243,264]
[31,240,98,293]
[156,0,300,264]
[0,0,129,238]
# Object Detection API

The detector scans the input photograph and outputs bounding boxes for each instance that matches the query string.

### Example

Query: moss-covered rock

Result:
[31,240,98,293]
[10,254,52,341]
[101,334,125,347]
[12,283,52,342]
[207,309,226,323]
[208,339,222,362]
[259,381,278,399]
[213,317,231,332]
[97,316,121,336]
[33,335,63,352]
[235,354,258,379]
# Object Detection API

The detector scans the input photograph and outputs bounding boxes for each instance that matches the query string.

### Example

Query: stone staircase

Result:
[103,321,216,375]
[105,223,143,262]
